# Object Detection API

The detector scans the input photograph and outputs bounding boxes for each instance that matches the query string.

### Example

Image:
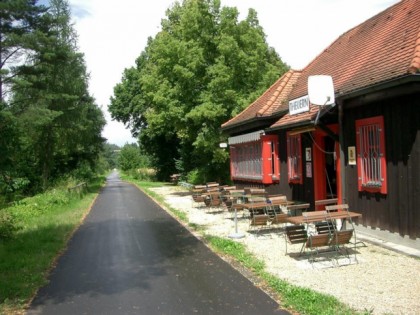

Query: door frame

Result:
[312,125,341,209]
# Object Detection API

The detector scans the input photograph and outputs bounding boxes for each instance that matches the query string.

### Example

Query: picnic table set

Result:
[191,183,362,263]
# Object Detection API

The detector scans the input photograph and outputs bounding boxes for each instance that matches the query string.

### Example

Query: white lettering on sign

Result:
[289,95,310,115]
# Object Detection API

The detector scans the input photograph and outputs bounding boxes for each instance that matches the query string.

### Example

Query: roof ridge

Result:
[256,70,294,116]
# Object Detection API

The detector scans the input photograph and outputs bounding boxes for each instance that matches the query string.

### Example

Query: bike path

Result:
[28,172,289,314]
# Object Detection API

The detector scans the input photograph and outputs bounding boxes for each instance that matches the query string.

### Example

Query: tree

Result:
[0,0,47,103]
[101,143,120,170]
[109,0,289,181]
[8,0,105,190]
[0,0,47,195]
[118,143,149,172]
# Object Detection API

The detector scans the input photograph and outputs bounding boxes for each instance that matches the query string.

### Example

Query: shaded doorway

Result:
[324,136,337,198]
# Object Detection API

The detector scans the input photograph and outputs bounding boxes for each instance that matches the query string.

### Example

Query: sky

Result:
[63,0,399,146]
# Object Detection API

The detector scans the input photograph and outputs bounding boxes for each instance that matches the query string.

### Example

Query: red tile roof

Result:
[222,0,420,132]
[272,0,420,130]
[289,0,420,101]
[221,70,301,129]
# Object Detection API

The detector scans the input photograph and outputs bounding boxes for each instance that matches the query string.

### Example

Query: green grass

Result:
[122,175,189,223]
[0,178,103,314]
[205,235,368,315]
[122,176,369,315]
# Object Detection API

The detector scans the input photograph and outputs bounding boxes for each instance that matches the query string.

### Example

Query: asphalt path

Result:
[27,172,289,314]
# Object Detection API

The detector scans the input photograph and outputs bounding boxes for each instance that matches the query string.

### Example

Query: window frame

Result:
[355,115,387,194]
[287,132,303,184]
[229,135,279,184]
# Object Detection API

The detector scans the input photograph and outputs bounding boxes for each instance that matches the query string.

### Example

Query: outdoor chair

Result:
[304,233,332,262]
[285,225,308,254]
[315,198,338,210]
[315,221,336,235]
[329,229,357,261]
[286,203,310,216]
[204,193,223,210]
[249,214,270,235]
[192,190,206,208]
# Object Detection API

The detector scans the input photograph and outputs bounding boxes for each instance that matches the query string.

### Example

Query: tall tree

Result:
[10,0,105,190]
[110,0,289,181]
[0,0,47,195]
[0,0,46,103]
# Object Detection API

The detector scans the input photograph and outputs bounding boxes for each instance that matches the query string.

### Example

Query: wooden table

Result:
[286,211,362,225]
[231,200,294,212]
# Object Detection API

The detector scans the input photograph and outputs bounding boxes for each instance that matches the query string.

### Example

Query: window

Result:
[229,135,279,184]
[230,141,262,180]
[287,133,302,184]
[355,116,387,194]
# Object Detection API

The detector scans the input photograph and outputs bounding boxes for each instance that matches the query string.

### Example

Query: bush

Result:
[0,209,20,241]
[9,188,70,220]
[70,161,95,182]
[187,169,207,185]
[129,168,157,181]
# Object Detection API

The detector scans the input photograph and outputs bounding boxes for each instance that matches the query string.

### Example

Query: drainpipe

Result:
[338,99,346,203]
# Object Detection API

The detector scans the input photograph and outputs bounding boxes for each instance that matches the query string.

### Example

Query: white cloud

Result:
[68,0,399,146]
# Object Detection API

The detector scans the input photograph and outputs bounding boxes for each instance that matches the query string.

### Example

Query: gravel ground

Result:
[150,186,420,315]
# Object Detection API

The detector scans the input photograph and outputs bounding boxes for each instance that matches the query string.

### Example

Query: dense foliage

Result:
[109,0,289,182]
[0,0,106,203]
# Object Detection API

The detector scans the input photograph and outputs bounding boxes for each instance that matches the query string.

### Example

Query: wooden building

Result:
[221,0,420,239]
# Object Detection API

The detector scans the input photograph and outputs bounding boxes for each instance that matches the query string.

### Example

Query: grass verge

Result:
[121,174,188,222]
[125,176,368,315]
[0,176,105,314]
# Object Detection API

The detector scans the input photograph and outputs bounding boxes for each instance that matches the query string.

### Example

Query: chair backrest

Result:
[330,229,354,245]
[249,195,267,203]
[192,194,205,202]
[315,198,338,210]
[250,214,269,226]
[244,188,267,197]
[288,203,310,211]
[302,210,327,221]
[229,189,245,196]
[271,213,288,224]
[268,195,287,203]
[325,204,349,212]
[285,225,307,244]
[315,221,335,234]
[222,186,236,192]
[306,233,331,249]
[315,198,338,206]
